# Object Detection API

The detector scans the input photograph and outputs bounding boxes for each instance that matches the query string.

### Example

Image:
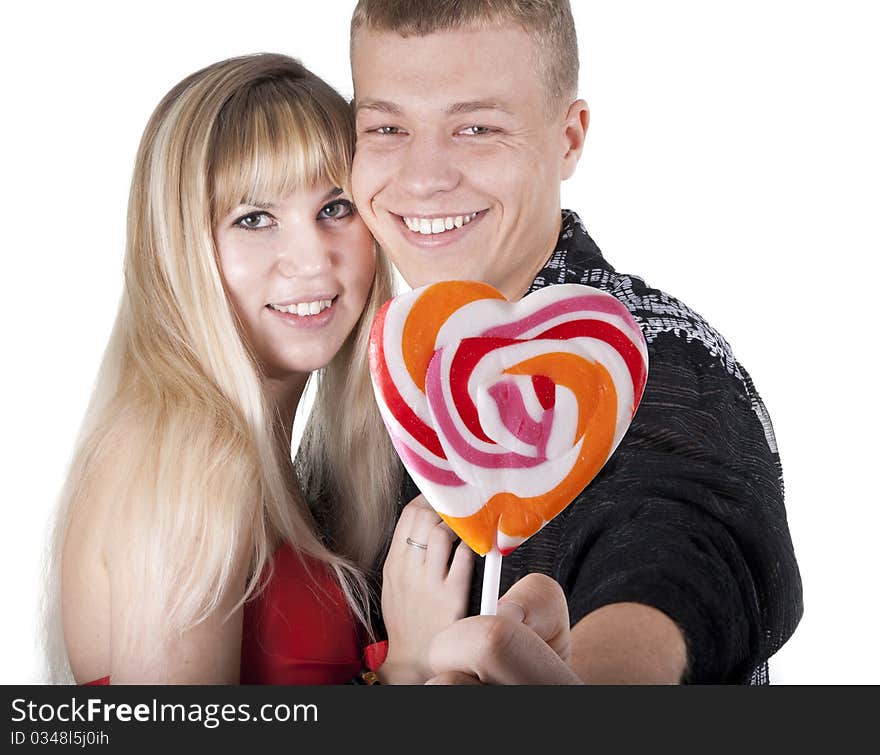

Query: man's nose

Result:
[275,227,331,277]
[396,132,461,199]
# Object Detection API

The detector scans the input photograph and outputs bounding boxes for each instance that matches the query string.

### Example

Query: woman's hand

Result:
[378,495,474,684]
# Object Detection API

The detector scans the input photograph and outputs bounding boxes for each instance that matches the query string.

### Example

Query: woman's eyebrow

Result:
[238,199,275,210]
[324,187,344,200]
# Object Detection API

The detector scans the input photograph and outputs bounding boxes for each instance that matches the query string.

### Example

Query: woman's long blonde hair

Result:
[44,53,399,681]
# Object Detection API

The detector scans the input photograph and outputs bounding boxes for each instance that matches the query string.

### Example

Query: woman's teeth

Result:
[268,299,334,316]
[403,212,479,235]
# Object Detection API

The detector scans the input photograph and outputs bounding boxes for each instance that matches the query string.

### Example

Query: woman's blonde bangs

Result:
[209,77,355,221]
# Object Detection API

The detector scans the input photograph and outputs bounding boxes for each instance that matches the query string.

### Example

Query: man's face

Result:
[351,25,582,299]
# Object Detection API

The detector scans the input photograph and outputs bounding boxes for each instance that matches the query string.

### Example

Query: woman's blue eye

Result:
[235,211,273,230]
[319,199,354,220]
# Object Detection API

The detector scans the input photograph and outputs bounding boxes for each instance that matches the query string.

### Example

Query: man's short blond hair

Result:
[351,0,578,107]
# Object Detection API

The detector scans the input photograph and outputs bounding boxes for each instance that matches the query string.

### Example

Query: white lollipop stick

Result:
[480,547,503,615]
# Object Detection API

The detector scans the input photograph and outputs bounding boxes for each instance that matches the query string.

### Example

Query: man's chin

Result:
[381,245,479,285]
[398,267,475,289]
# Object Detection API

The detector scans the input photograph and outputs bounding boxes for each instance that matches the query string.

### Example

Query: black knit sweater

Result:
[389,210,802,684]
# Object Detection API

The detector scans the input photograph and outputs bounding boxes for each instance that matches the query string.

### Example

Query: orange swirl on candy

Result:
[402,281,504,391]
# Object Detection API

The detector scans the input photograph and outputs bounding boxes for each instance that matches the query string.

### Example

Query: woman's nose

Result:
[275,227,331,277]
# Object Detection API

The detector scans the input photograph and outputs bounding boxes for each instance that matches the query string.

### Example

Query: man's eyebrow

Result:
[355,100,401,115]
[444,100,514,116]
[355,100,514,116]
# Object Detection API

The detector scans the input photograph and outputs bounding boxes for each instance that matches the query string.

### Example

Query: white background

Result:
[2,1,877,683]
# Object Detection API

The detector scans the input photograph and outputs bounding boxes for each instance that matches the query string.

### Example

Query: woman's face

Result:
[214,183,376,383]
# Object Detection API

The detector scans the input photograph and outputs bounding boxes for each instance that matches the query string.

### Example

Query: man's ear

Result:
[560,99,589,180]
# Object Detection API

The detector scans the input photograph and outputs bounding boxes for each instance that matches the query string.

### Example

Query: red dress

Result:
[86,542,373,685]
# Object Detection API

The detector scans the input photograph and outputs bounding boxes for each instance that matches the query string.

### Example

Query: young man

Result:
[350,0,802,684]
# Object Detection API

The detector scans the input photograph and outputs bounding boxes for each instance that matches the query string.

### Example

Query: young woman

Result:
[44,52,471,685]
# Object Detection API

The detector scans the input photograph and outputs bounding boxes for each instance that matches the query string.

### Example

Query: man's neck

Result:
[502,211,563,301]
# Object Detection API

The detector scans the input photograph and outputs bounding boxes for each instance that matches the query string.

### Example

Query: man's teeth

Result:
[268,299,334,316]
[403,212,479,235]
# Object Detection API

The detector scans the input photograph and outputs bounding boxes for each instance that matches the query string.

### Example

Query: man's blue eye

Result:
[460,126,491,136]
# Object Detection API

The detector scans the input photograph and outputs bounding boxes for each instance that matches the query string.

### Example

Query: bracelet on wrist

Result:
[348,667,382,685]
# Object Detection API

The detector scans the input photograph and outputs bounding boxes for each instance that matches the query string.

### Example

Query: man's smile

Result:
[401,211,481,234]
[389,209,489,247]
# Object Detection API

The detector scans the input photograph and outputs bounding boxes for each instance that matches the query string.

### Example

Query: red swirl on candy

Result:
[369,281,648,556]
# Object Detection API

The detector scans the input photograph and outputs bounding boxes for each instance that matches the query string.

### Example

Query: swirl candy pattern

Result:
[369,281,649,558]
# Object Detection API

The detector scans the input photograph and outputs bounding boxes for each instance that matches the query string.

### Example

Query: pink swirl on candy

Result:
[369,281,648,556]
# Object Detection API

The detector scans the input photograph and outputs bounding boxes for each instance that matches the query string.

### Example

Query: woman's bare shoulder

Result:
[64,403,252,683]
[61,404,155,670]
[61,413,142,683]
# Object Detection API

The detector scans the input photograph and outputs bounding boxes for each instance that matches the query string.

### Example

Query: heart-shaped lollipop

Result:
[369,281,648,612]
